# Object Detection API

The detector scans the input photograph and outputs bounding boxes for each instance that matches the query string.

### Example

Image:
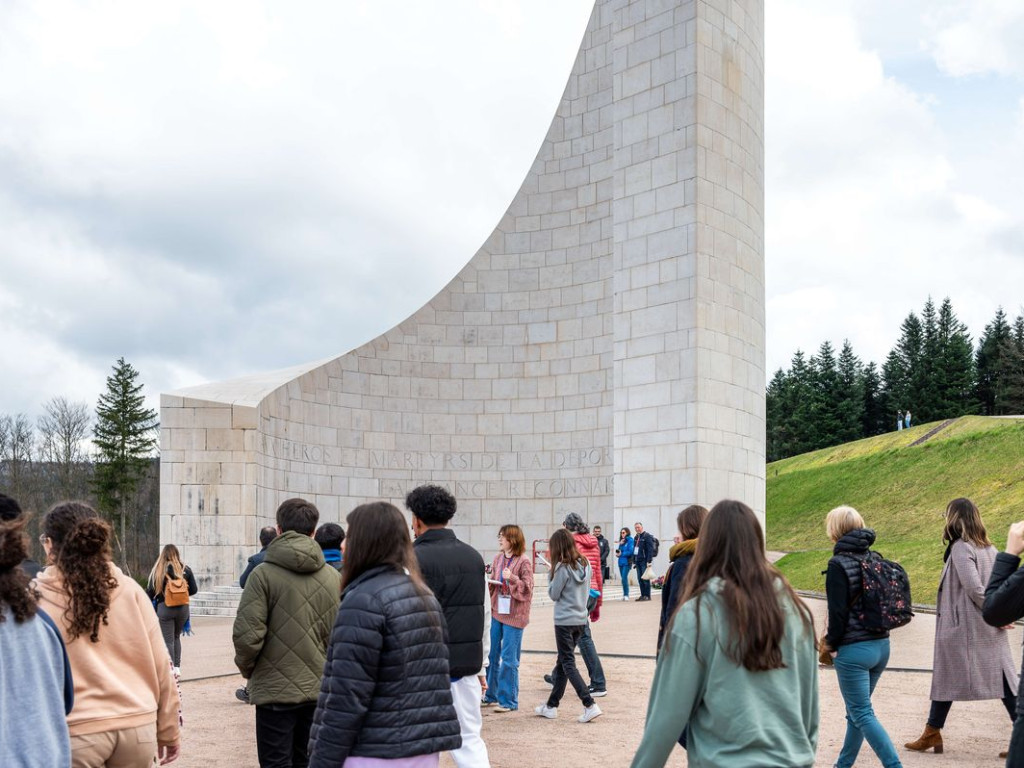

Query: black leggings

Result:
[928,676,1017,729]
[157,602,189,667]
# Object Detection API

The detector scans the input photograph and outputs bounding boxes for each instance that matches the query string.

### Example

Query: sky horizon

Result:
[2,0,1023,421]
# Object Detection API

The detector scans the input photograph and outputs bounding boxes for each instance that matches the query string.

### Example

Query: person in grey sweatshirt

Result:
[536,529,603,724]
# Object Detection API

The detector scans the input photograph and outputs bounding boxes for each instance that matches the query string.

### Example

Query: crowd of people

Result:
[4,485,1024,767]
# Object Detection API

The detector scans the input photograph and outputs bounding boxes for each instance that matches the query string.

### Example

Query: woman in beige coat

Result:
[905,498,1019,755]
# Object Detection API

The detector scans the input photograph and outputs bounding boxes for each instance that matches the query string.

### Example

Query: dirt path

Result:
[174,598,1021,767]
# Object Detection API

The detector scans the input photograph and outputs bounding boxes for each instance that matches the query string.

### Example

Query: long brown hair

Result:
[677,504,709,540]
[149,544,185,594]
[43,501,118,642]
[674,500,815,671]
[548,529,586,576]
[0,517,38,624]
[943,498,992,547]
[341,502,431,603]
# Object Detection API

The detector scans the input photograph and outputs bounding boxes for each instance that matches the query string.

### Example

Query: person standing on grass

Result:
[233,498,341,768]
[631,500,818,767]
[408,485,490,768]
[905,498,1017,757]
[657,504,708,652]
[983,518,1024,766]
[482,524,533,713]
[535,529,602,724]
[633,522,656,601]
[616,527,635,600]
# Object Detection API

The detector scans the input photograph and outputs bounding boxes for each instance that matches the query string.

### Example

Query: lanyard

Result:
[499,555,515,589]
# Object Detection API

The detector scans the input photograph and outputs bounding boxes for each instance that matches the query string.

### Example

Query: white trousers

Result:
[449,675,490,768]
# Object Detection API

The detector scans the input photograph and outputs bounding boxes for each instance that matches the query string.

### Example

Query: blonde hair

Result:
[826,506,865,543]
[149,544,184,594]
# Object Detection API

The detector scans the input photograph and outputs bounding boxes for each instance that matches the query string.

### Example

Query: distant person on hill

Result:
[634,521,657,601]
[905,498,1017,758]
[232,498,341,768]
[314,523,345,572]
[897,410,903,431]
[239,526,278,589]
[0,514,74,768]
[983,518,1024,765]
[905,410,912,429]
[821,506,902,768]
[615,527,635,600]
[658,504,708,652]
[630,500,818,767]
[0,492,42,578]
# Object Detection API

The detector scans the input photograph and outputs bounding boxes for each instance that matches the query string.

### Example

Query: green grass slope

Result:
[768,416,1024,602]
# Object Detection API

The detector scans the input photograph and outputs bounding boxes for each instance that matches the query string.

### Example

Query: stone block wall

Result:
[160,0,765,588]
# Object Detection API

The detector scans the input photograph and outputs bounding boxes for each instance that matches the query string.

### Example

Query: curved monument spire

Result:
[161,0,765,586]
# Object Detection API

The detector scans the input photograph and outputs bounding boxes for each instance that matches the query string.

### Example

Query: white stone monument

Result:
[160,0,765,587]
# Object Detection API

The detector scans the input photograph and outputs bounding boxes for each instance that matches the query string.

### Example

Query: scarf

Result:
[668,538,697,561]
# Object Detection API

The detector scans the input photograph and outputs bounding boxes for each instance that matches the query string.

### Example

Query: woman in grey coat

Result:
[905,498,1019,755]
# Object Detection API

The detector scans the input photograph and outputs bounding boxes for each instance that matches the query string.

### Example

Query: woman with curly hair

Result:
[146,544,198,675]
[35,501,182,767]
[0,514,74,767]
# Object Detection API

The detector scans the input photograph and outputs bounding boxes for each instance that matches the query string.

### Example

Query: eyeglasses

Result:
[38,534,48,544]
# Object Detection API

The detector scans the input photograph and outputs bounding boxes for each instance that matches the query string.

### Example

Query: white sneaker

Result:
[578,704,603,723]
[534,704,558,719]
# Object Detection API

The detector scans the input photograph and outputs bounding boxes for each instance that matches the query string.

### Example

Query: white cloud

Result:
[924,1,1024,78]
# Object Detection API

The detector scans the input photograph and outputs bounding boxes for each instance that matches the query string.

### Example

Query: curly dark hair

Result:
[405,484,457,526]
[0,517,38,624]
[44,501,118,643]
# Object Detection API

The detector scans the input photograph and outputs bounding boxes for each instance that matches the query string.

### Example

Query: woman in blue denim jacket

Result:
[615,528,635,601]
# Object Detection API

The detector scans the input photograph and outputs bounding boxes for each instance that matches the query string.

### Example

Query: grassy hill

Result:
[768,416,1024,603]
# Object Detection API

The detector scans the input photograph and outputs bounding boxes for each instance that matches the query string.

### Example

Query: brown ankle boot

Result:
[905,724,943,753]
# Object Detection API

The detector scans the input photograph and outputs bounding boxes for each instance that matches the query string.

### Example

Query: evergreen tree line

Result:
[767,298,1024,462]
[0,358,161,576]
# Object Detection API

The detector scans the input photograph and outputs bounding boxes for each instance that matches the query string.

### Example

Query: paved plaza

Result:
[175,594,1021,767]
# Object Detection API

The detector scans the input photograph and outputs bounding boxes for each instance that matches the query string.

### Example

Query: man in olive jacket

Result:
[233,498,341,768]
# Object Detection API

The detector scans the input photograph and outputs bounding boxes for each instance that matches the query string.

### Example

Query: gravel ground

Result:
[173,596,1021,767]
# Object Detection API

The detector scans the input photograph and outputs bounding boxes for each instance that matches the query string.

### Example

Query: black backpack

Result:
[651,535,660,558]
[852,551,913,631]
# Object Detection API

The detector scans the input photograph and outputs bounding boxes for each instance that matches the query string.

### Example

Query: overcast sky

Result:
[1,0,1023,421]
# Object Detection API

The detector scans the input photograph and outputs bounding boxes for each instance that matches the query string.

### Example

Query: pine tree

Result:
[861,362,886,436]
[766,368,788,462]
[781,350,815,457]
[810,341,842,450]
[895,312,924,418]
[92,357,159,567]
[918,298,940,419]
[976,308,1012,415]
[935,298,975,417]
[835,340,865,443]
[1000,314,1024,414]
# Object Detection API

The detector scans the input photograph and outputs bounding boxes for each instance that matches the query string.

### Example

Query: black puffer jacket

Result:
[825,528,890,648]
[414,528,485,677]
[307,566,461,766]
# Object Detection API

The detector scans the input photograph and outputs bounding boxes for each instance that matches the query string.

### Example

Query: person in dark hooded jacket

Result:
[233,498,341,768]
[822,506,902,768]
[308,502,461,767]
[658,505,708,652]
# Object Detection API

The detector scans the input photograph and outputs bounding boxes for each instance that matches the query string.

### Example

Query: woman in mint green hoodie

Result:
[631,500,819,768]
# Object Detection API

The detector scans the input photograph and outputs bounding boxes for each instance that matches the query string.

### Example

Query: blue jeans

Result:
[619,563,631,597]
[833,638,902,768]
[484,618,523,709]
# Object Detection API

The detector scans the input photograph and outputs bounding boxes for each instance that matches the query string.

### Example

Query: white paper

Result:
[497,594,511,614]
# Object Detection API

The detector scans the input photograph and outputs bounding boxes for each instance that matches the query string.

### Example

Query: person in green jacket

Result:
[232,498,342,768]
[631,499,819,768]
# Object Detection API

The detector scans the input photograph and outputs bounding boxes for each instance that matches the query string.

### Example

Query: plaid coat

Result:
[931,539,1019,701]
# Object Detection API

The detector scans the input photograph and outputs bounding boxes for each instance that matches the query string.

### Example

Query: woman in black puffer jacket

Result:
[308,502,461,767]
[823,506,903,768]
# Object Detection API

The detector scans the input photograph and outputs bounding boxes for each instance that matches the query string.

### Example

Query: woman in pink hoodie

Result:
[35,502,181,767]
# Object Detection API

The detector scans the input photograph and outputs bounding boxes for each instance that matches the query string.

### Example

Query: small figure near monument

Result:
[897,410,904,431]
[594,525,610,583]
[905,410,912,429]
[631,500,817,767]
[483,524,533,713]
[408,485,490,768]
[232,498,341,768]
[307,502,461,768]
[616,527,635,600]
[535,529,602,724]
[905,498,1018,758]
[633,522,657,601]
[146,544,198,676]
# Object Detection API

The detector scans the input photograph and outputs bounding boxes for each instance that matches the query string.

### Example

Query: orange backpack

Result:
[164,573,190,607]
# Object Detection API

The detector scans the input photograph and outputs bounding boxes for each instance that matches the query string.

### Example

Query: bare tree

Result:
[38,397,92,498]
[0,413,36,500]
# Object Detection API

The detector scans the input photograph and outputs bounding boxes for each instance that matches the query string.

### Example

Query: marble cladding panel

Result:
[159,0,764,586]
